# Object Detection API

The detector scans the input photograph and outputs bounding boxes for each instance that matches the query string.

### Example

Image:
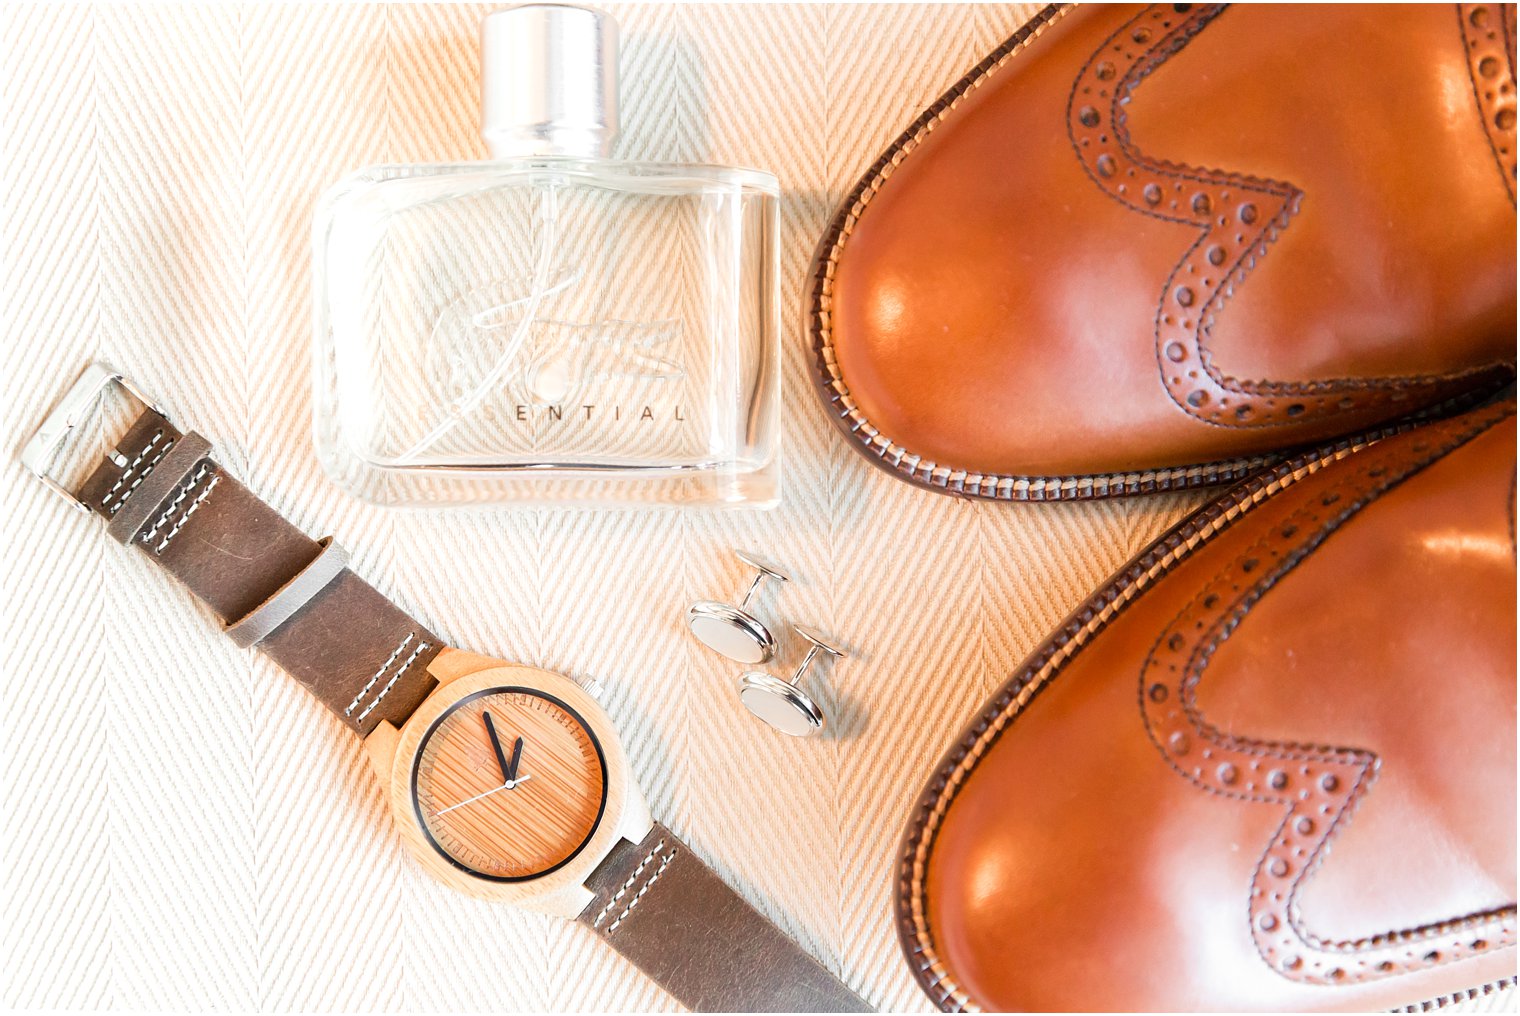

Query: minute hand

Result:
[483,711,512,781]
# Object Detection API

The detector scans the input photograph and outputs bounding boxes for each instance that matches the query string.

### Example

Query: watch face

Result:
[411,687,608,882]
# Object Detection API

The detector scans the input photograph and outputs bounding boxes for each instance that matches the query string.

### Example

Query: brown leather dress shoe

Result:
[896,400,1517,1011]
[808,4,1517,500]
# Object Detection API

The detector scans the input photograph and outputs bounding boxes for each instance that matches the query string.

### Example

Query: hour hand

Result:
[505,736,524,785]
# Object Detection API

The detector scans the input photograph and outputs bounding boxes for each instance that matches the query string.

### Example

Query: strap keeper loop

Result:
[105,431,212,545]
[224,537,349,649]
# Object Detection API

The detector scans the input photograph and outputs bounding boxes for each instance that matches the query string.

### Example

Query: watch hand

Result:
[434,773,533,816]
[505,736,524,784]
[437,782,506,815]
[483,710,512,782]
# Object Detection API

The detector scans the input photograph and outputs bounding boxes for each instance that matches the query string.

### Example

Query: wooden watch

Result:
[24,364,871,1014]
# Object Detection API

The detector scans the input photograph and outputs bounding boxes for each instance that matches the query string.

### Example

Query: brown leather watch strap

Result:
[76,408,442,737]
[579,822,872,1013]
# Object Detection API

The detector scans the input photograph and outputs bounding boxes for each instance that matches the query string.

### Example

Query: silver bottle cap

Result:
[481,3,620,159]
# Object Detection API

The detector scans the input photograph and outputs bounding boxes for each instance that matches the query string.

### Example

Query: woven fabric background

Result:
[1,4,1511,1013]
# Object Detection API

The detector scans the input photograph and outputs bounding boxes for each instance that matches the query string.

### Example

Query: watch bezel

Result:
[409,685,610,883]
[385,660,645,913]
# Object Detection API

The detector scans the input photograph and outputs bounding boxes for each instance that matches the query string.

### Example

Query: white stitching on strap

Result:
[607,847,676,935]
[101,430,162,507]
[107,436,174,514]
[153,475,219,555]
[592,840,663,929]
[345,634,413,716]
[354,640,430,723]
[140,463,212,545]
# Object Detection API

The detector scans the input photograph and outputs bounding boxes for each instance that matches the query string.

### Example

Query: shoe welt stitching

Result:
[898,400,1516,1010]
[808,3,1515,502]
[1138,433,1517,984]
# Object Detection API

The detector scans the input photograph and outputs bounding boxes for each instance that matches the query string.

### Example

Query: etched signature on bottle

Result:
[519,319,683,404]
[431,269,685,406]
[400,267,687,463]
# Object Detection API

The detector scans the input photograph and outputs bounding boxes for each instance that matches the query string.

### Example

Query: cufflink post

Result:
[736,624,845,737]
[686,550,789,664]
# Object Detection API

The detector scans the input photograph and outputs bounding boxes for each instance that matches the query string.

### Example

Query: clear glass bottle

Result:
[313,3,779,507]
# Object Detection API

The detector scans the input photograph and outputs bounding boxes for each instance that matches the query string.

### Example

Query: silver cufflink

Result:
[687,551,789,664]
[737,624,845,737]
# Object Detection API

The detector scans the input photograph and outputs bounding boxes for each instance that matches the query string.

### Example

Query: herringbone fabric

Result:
[1,4,1510,1013]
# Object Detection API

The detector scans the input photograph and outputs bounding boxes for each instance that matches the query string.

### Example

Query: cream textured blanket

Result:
[2,4,1508,1012]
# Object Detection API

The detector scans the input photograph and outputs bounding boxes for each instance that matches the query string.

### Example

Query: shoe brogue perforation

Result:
[1139,431,1518,986]
[1066,4,1513,431]
[809,3,1518,500]
[897,399,1518,1011]
[1460,4,1519,203]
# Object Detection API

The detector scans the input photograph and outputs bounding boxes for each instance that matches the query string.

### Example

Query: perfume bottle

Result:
[313,4,779,507]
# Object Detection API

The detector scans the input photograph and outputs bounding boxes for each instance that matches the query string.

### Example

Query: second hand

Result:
[437,774,533,816]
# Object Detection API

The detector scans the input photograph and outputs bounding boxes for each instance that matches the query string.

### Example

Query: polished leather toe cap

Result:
[815,4,1517,492]
[899,401,1518,1010]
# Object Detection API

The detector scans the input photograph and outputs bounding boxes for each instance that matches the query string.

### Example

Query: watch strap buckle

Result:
[21,363,165,513]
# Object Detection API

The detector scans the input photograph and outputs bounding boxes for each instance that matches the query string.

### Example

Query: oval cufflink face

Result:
[687,601,774,663]
[738,672,824,736]
[734,550,790,584]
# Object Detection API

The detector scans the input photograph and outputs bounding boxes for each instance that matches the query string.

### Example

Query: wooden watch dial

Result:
[411,687,607,881]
